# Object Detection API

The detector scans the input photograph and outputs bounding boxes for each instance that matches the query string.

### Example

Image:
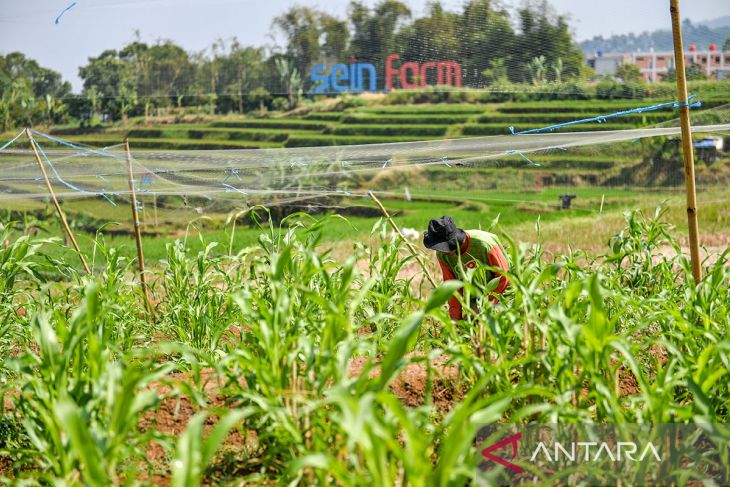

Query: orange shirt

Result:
[435,231,510,320]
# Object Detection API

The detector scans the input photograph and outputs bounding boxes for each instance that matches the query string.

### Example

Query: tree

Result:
[249,87,271,112]
[527,55,547,85]
[482,58,508,85]
[0,52,70,129]
[0,52,71,100]
[0,99,8,132]
[1,79,34,131]
[615,63,643,83]
[273,6,350,93]
[660,63,707,82]
[551,57,563,83]
[320,16,350,61]
[120,38,194,116]
[217,40,266,113]
[79,50,138,120]
[206,39,226,114]
[513,1,585,82]
[273,7,326,79]
[190,49,217,114]
[119,37,150,94]
[349,1,411,74]
[399,2,460,64]
[274,58,302,109]
[118,83,138,124]
[41,93,66,126]
[723,37,730,51]
[87,86,100,123]
[460,0,516,83]
[3,0,599,126]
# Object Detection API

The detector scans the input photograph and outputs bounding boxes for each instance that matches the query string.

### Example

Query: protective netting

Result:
[1,107,729,214]
[4,1,729,222]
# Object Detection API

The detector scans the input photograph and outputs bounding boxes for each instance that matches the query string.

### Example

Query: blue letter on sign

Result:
[332,64,349,92]
[354,63,377,92]
[311,64,330,94]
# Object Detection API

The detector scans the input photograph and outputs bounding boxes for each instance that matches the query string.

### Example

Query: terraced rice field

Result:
[45,97,730,151]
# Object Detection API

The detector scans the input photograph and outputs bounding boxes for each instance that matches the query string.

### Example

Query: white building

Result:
[587,46,730,82]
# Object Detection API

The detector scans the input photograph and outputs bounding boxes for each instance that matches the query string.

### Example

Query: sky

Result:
[1,0,728,91]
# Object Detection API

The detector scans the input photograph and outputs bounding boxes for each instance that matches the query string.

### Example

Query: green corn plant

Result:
[606,207,688,292]
[283,282,545,486]
[5,283,172,483]
[221,215,360,460]
[161,236,238,352]
[171,410,252,487]
[0,221,53,299]
[283,281,461,485]
[0,222,61,387]
[360,218,421,322]
[0,202,728,484]
[212,214,436,481]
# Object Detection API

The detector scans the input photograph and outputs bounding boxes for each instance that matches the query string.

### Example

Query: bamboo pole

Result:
[368,190,437,288]
[26,128,91,274]
[153,192,158,226]
[670,0,702,284]
[124,138,155,318]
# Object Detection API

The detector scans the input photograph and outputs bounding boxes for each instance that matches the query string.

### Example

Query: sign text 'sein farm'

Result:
[311,54,462,93]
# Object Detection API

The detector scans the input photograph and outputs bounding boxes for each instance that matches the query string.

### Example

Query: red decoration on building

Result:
[688,44,697,52]
[709,44,717,52]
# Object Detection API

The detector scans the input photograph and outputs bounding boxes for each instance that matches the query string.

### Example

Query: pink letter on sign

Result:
[420,61,438,87]
[385,54,400,91]
[438,61,462,87]
[400,61,420,89]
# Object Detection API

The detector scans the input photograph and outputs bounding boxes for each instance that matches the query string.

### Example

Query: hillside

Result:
[46,95,730,151]
[580,19,730,53]
[2,90,728,220]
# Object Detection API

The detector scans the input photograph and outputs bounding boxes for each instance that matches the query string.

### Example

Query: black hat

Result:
[423,216,467,252]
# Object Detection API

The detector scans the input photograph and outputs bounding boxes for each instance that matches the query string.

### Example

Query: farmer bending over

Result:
[423,216,509,320]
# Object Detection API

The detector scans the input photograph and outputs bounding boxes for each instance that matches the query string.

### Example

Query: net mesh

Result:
[1,104,728,216]
[1,1,729,272]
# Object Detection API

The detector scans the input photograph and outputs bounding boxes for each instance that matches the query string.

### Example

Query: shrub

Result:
[271,97,289,111]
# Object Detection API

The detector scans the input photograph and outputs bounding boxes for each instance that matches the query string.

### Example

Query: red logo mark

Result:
[482,432,523,473]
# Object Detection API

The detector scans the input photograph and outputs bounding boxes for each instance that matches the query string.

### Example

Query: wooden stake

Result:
[153,192,159,226]
[26,129,91,274]
[670,0,702,284]
[124,138,155,318]
[368,190,437,288]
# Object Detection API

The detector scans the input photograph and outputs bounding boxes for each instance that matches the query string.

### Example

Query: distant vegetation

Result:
[2,2,729,134]
[0,0,619,130]
[580,18,730,54]
[27,81,730,152]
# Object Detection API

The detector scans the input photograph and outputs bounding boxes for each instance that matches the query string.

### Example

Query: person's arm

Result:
[486,244,510,303]
[437,257,463,320]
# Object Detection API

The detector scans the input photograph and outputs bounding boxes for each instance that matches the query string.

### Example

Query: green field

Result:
[3,92,729,268]
[9,185,728,274]
[5,0,730,478]
[2,198,730,484]
[2,92,730,484]
[33,95,730,151]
